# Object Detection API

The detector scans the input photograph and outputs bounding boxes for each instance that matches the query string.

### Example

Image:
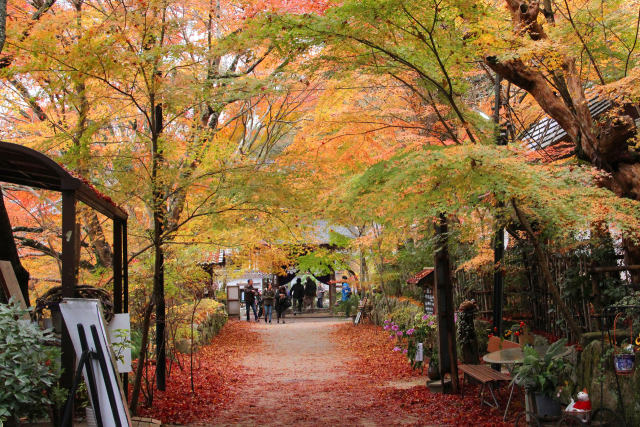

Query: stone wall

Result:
[565,340,639,424]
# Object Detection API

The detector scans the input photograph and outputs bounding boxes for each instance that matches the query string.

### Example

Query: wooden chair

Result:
[487,336,521,352]
[459,337,520,408]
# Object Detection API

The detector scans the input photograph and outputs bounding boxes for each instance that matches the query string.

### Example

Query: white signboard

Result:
[60,299,131,427]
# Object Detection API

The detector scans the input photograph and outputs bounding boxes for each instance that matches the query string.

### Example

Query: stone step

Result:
[291,311,344,318]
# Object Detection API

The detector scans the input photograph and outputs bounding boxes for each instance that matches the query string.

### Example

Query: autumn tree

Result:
[482,0,640,281]
[2,0,317,405]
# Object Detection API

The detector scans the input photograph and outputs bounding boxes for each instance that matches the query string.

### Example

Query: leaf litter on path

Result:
[140,318,516,426]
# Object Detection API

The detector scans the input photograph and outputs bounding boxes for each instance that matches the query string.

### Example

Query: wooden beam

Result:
[123,221,128,313]
[0,261,28,319]
[113,220,123,314]
[590,265,640,273]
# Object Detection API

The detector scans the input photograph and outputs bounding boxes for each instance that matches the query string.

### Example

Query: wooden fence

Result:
[453,248,633,342]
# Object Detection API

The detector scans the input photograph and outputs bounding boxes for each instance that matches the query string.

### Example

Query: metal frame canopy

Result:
[0,141,129,390]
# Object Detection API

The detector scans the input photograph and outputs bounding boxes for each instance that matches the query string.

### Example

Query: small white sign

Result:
[354,311,362,325]
[108,313,132,373]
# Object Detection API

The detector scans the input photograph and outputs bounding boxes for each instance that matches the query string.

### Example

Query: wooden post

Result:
[123,221,129,313]
[113,220,123,314]
[61,190,78,391]
[121,220,129,398]
[492,75,505,353]
[434,214,459,393]
[329,272,336,313]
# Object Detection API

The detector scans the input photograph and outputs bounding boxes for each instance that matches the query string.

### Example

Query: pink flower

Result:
[403,349,408,354]
[383,325,390,330]
[391,324,399,331]
[393,346,401,352]
[389,334,395,340]
[396,331,403,337]
[422,314,429,321]
[406,328,415,335]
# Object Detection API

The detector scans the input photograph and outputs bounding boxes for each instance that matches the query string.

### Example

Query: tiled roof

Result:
[521,97,611,151]
[407,268,434,285]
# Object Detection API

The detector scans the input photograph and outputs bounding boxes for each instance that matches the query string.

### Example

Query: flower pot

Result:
[534,392,561,418]
[613,353,635,375]
[427,361,440,380]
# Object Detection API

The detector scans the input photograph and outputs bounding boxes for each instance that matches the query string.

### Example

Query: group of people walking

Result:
[289,277,325,314]
[243,276,330,323]
[243,280,291,324]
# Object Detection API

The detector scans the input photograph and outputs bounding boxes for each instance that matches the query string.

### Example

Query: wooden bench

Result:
[459,364,511,408]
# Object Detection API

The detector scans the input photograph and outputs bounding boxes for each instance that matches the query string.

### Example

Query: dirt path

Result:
[210,317,382,426]
[200,318,511,427]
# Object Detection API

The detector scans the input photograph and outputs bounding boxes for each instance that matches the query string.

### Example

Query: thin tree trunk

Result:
[130,299,154,414]
[151,102,167,391]
[0,0,6,55]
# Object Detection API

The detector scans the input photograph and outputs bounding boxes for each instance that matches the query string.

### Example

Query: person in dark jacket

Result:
[256,290,263,318]
[290,278,304,315]
[262,284,276,323]
[243,280,258,322]
[317,286,325,308]
[304,278,317,311]
[275,285,290,324]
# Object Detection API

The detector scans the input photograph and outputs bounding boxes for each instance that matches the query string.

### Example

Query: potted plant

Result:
[405,314,437,371]
[511,338,570,418]
[427,346,440,380]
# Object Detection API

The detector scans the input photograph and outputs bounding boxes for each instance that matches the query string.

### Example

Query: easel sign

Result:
[59,298,131,426]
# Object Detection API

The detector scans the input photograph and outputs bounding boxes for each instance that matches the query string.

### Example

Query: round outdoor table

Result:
[482,347,529,365]
[483,345,571,365]
[481,346,571,421]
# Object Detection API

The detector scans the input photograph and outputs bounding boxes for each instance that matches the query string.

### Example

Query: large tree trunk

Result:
[486,0,640,287]
[434,214,459,393]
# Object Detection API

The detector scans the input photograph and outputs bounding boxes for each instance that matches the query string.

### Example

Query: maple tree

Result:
[3,0,640,420]
[1,0,317,404]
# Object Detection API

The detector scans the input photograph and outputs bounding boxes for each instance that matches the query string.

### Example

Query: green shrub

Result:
[0,300,62,423]
[389,305,423,331]
[337,294,360,316]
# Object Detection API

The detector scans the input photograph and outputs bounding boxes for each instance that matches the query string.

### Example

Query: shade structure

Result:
[0,141,129,393]
[0,142,127,220]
